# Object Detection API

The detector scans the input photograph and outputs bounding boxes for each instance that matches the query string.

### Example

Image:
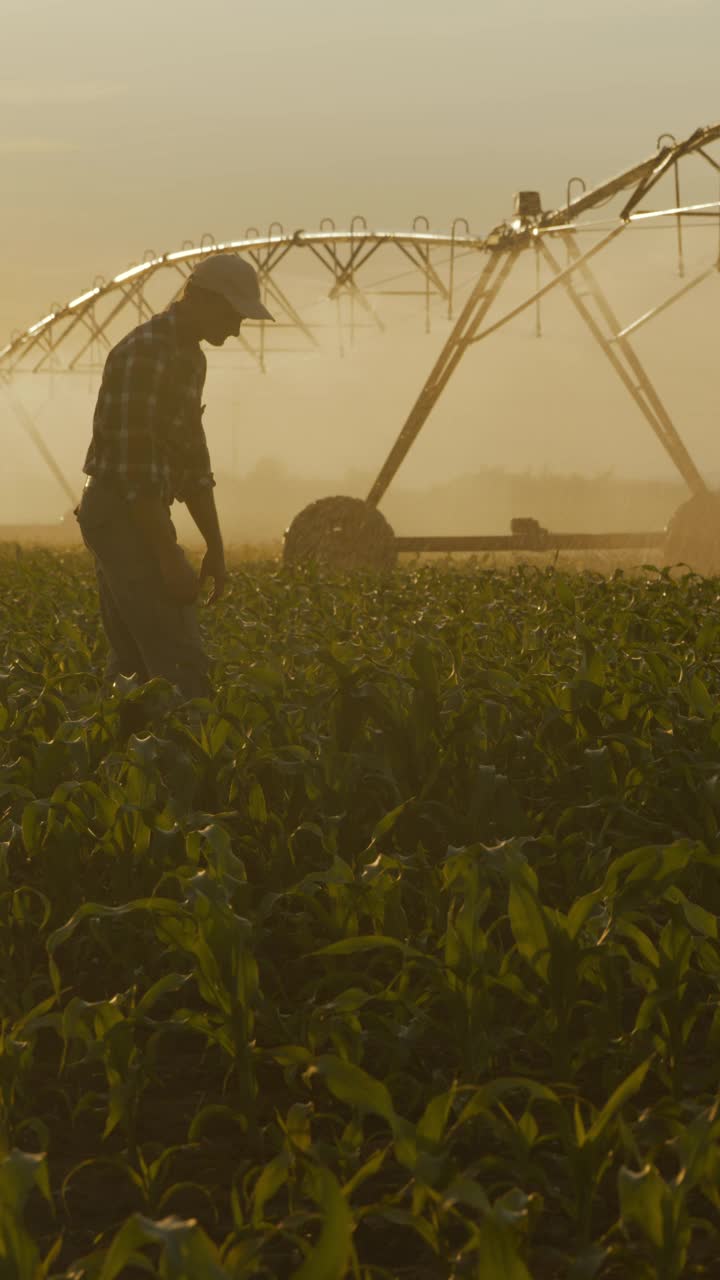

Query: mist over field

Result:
[3,1,719,553]
[199,464,686,548]
[2,226,717,543]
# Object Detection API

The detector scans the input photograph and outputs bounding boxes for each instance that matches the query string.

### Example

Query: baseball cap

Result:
[188,253,274,321]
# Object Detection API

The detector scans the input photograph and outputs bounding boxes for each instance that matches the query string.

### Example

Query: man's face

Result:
[198,291,245,346]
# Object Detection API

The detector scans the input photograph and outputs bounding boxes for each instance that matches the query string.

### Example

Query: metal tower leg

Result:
[6,393,79,509]
[366,248,520,508]
[538,236,707,496]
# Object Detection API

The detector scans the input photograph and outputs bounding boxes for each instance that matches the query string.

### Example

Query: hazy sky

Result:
[2,0,720,526]
[3,0,719,338]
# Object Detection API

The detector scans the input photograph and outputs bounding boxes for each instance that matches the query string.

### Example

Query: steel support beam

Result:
[5,393,78,508]
[613,267,716,340]
[539,235,707,496]
[541,123,720,230]
[394,531,663,553]
[68,273,159,371]
[33,303,111,374]
[364,226,625,511]
[466,226,624,346]
[367,248,521,508]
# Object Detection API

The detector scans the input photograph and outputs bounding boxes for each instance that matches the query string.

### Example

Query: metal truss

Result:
[3,122,720,554]
[366,122,720,523]
[0,226,483,377]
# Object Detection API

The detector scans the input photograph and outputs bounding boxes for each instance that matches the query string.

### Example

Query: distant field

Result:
[2,551,720,1277]
[0,527,666,575]
[0,523,83,548]
[0,528,285,564]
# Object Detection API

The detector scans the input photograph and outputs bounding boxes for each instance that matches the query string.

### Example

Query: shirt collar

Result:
[164,301,202,351]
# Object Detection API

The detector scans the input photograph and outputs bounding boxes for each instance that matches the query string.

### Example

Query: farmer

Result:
[76,253,273,697]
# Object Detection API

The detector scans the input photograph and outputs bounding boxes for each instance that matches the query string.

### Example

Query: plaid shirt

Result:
[83,304,214,505]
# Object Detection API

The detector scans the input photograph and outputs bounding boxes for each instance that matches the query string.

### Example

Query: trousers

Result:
[76,479,211,699]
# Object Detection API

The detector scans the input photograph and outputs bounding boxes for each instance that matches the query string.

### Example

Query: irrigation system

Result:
[2,123,720,567]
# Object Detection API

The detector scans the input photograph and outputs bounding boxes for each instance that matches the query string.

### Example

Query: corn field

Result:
[2,549,720,1278]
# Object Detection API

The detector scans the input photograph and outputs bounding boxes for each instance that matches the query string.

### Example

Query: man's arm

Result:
[184,485,227,603]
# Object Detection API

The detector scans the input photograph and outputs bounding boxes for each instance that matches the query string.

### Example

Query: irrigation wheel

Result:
[283,495,397,570]
[664,491,720,574]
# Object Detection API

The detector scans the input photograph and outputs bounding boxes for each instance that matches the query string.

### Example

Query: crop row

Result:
[1,551,720,1277]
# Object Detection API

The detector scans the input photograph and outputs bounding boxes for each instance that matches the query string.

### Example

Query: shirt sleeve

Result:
[169,357,216,501]
[173,416,216,502]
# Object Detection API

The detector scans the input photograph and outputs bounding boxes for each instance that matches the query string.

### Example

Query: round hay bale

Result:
[664,491,720,574]
[283,495,397,570]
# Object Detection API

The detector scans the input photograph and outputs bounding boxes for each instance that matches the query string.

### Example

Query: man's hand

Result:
[159,545,200,606]
[200,544,226,604]
[184,487,226,603]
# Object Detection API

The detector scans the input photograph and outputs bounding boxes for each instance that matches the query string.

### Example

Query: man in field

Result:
[76,253,273,698]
